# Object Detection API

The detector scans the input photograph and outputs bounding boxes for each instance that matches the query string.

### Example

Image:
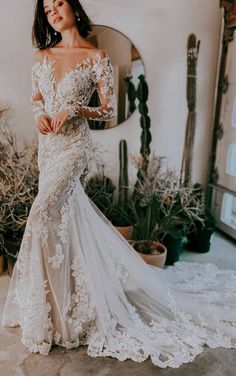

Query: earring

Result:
[54,31,57,35]
[75,11,80,21]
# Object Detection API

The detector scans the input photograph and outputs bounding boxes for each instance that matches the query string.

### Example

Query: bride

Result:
[2,0,236,369]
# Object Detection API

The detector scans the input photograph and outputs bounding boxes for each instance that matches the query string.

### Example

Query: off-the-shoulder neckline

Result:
[31,52,111,96]
[33,51,109,67]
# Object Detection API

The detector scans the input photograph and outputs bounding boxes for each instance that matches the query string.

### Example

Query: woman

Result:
[2,0,236,369]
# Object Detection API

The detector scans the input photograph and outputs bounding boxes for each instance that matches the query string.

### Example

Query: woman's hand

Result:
[36,115,53,135]
[51,110,69,134]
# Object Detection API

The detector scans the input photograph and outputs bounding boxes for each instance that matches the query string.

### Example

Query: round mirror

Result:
[87,25,145,130]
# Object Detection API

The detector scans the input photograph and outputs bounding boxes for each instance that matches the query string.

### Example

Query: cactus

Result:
[124,76,137,115]
[136,74,152,179]
[109,139,133,227]
[118,139,129,210]
[131,74,152,231]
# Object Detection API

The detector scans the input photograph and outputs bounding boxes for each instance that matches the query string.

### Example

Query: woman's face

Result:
[43,0,76,32]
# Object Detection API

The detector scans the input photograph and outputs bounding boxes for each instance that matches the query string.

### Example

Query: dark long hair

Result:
[32,0,93,50]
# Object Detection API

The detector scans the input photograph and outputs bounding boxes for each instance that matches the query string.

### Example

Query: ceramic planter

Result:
[162,234,183,265]
[129,240,167,268]
[188,228,214,253]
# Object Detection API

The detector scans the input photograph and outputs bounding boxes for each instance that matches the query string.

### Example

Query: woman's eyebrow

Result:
[44,0,57,9]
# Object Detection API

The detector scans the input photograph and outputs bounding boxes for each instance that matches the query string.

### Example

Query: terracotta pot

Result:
[115,225,134,240]
[129,240,167,268]
[0,255,6,275]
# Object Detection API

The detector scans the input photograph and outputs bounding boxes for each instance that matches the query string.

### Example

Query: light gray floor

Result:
[180,230,236,270]
[0,229,235,376]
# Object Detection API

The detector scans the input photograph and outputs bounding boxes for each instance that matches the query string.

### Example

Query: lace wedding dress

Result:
[2,49,236,369]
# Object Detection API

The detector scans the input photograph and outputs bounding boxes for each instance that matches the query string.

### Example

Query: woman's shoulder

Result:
[33,48,47,56]
[89,49,110,65]
[90,48,107,59]
[32,48,48,64]
[88,48,108,60]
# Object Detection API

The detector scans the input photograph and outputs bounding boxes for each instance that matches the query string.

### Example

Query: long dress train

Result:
[2,49,236,369]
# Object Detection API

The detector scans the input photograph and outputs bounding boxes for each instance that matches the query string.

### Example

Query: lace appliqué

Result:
[31,52,117,122]
[47,244,64,269]
[11,222,54,356]
[47,177,83,270]
[105,238,129,285]
[48,256,97,350]
[76,53,118,121]
[31,63,47,121]
[64,257,97,339]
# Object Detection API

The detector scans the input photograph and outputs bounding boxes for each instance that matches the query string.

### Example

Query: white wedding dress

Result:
[2,49,236,369]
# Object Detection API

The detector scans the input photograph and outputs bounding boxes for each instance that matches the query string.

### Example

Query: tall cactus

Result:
[136,74,152,179]
[124,76,137,116]
[118,139,129,209]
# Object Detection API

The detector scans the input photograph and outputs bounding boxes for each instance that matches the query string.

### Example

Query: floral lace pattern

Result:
[31,52,117,122]
[2,49,236,369]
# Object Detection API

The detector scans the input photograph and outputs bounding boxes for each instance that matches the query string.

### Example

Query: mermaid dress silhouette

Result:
[2,49,236,369]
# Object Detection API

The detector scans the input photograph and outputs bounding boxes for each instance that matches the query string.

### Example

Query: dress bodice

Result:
[31,50,117,123]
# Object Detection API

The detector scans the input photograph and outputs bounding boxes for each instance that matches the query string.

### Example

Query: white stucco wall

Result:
[0,0,222,186]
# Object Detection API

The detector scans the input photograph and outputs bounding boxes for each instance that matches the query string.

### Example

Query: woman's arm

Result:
[31,51,52,134]
[66,51,117,121]
[31,53,47,121]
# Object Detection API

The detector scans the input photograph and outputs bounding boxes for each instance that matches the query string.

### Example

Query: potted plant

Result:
[186,183,216,253]
[129,239,167,267]
[0,104,39,276]
[154,185,206,265]
[128,154,170,267]
[131,153,206,265]
[129,202,167,268]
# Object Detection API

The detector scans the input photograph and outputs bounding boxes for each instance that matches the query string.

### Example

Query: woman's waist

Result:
[38,120,92,151]
[44,100,88,118]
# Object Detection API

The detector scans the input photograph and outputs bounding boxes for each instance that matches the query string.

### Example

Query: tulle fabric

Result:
[2,163,236,369]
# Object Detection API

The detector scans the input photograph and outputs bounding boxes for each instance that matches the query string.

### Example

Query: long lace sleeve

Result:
[31,58,47,121]
[66,52,117,121]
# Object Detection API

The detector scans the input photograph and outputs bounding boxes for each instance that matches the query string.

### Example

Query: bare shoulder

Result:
[33,48,47,63]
